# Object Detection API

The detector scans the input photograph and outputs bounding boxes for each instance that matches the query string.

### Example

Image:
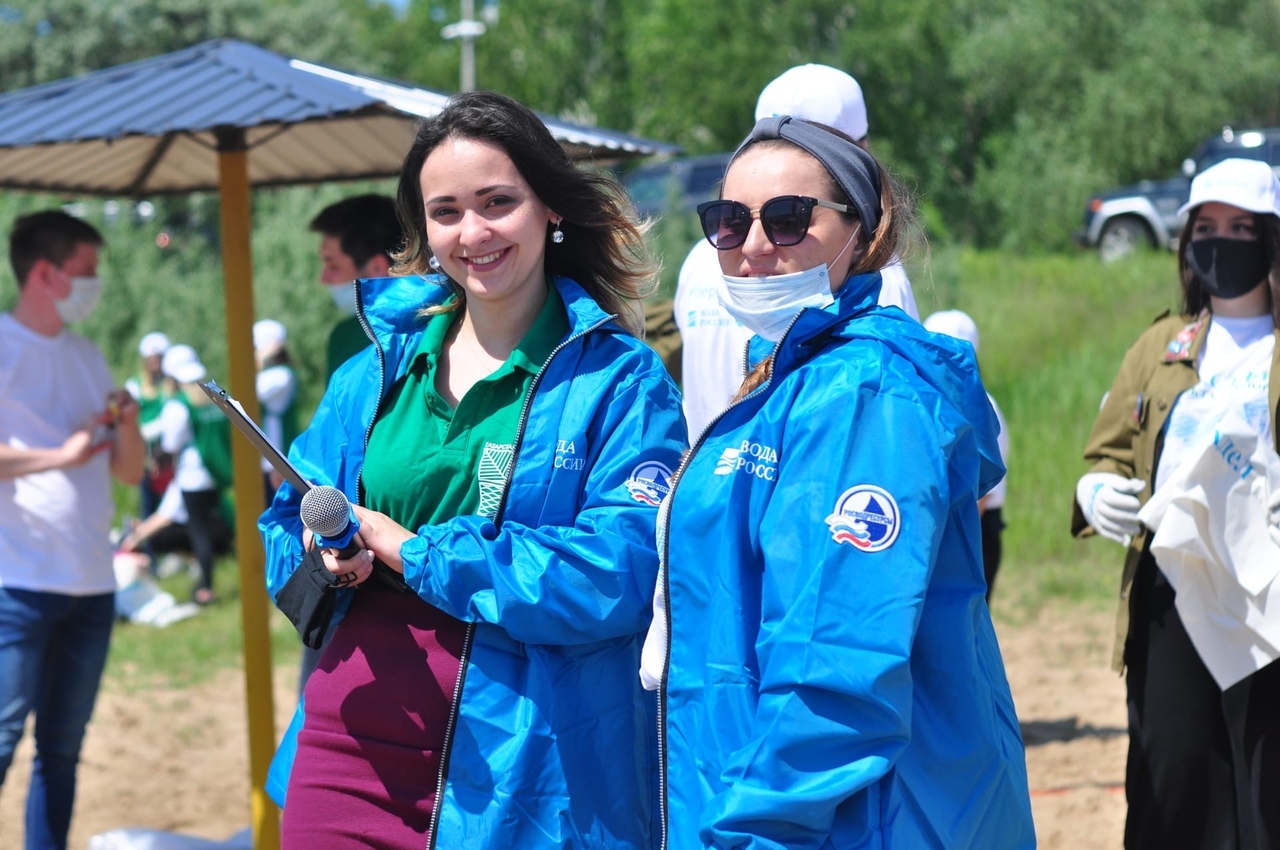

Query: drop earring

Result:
[551,221,565,244]
[428,255,442,271]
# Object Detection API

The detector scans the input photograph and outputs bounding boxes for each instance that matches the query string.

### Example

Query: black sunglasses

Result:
[696,195,852,250]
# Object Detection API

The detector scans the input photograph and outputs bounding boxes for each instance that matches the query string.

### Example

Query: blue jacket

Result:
[260,274,686,849]
[659,272,1035,849]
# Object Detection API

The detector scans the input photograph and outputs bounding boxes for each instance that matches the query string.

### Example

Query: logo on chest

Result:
[713,440,778,481]
[825,485,901,551]
[554,439,587,471]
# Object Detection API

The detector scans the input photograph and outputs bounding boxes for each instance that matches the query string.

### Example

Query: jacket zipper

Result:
[658,311,803,850]
[424,312,615,849]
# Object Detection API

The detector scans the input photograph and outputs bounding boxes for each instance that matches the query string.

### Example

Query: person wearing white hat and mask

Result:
[923,309,1010,601]
[253,319,299,505]
[673,63,920,438]
[0,210,145,849]
[156,344,234,606]
[1073,157,1280,849]
[125,330,176,523]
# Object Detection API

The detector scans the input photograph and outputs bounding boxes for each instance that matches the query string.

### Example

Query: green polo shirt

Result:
[326,315,371,382]
[362,285,569,531]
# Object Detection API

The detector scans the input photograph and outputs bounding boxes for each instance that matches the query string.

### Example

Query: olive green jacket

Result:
[1072,311,1280,671]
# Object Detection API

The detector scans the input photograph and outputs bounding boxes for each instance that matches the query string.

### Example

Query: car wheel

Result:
[1098,218,1153,263]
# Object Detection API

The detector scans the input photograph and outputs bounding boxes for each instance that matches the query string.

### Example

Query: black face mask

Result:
[1185,238,1271,300]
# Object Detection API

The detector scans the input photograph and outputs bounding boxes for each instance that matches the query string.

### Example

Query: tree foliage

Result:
[2,0,1278,254]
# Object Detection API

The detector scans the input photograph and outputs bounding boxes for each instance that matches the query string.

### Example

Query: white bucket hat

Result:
[161,344,206,384]
[924,309,980,354]
[755,63,869,141]
[1176,158,1280,218]
[253,319,288,355]
[137,331,171,358]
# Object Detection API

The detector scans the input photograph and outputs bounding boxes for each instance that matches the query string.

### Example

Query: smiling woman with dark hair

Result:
[260,90,685,849]
[643,117,1034,849]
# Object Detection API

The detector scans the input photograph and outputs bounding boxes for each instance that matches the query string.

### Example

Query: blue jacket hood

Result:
[748,270,1006,496]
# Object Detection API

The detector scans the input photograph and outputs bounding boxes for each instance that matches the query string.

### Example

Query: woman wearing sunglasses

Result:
[641,116,1034,849]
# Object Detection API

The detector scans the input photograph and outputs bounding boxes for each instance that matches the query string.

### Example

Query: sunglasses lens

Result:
[760,197,812,246]
[699,201,750,250]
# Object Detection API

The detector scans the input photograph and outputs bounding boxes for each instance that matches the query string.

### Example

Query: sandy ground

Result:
[0,604,1128,849]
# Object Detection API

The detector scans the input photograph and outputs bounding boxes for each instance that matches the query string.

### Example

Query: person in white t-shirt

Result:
[156,344,233,607]
[1073,158,1280,848]
[675,63,920,437]
[253,318,299,505]
[0,210,145,849]
[923,309,1009,600]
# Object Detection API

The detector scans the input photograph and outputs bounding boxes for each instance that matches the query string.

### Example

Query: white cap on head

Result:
[923,309,980,354]
[161,344,206,384]
[137,331,171,358]
[754,63,868,141]
[1176,157,1280,218]
[253,319,288,354]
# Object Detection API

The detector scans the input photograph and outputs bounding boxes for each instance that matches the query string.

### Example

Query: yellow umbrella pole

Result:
[216,128,280,850]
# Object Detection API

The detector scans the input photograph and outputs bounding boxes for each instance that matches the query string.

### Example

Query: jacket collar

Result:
[746,270,884,370]
[353,273,613,343]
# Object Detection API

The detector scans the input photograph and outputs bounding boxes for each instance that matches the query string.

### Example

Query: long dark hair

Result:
[1176,208,1280,319]
[392,91,655,335]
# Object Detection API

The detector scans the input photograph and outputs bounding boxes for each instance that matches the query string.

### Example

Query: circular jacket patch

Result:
[825,485,901,551]
[626,460,674,506]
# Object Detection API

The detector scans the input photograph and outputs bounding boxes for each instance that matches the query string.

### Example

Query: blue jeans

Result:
[0,588,115,850]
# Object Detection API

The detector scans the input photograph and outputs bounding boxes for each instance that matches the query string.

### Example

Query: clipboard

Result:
[199,379,312,494]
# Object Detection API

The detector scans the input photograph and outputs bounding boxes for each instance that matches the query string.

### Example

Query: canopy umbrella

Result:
[0,38,679,850]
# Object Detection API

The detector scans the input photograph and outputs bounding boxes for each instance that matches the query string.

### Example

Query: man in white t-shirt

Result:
[674,63,921,437]
[0,211,145,848]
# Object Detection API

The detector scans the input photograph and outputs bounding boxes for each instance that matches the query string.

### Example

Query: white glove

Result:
[1269,486,1280,550]
[1076,472,1145,546]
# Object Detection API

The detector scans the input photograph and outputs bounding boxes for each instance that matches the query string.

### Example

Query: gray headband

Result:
[731,116,882,234]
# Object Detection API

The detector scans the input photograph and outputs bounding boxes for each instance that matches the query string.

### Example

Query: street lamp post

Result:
[441,0,493,92]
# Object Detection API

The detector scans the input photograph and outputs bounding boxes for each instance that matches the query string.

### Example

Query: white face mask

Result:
[715,228,858,342]
[55,275,104,324]
[328,281,359,316]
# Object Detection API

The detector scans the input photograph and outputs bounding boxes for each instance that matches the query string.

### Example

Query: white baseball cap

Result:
[754,64,868,141]
[137,331,171,358]
[161,344,206,384]
[923,309,980,354]
[1176,158,1280,217]
[253,319,288,354]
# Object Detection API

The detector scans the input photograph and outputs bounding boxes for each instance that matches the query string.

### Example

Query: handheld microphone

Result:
[299,485,363,559]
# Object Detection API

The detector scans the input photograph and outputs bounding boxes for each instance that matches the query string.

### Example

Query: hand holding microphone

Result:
[300,485,375,587]
[1076,471,1145,546]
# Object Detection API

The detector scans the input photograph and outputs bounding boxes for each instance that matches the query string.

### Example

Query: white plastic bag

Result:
[88,827,252,850]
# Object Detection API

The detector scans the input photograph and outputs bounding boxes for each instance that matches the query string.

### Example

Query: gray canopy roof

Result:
[0,38,680,196]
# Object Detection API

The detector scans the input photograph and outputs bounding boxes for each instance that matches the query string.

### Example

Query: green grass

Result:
[907,246,1178,619]
[104,556,302,693]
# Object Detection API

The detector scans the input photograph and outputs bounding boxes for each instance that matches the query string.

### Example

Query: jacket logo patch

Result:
[713,440,778,480]
[826,485,900,551]
[626,461,674,506]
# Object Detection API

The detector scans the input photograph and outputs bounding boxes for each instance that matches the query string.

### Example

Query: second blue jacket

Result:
[261,274,686,849]
[659,272,1035,849]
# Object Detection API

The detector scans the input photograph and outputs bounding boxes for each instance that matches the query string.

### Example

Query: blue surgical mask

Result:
[715,228,858,341]
[327,281,359,316]
[55,275,104,324]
